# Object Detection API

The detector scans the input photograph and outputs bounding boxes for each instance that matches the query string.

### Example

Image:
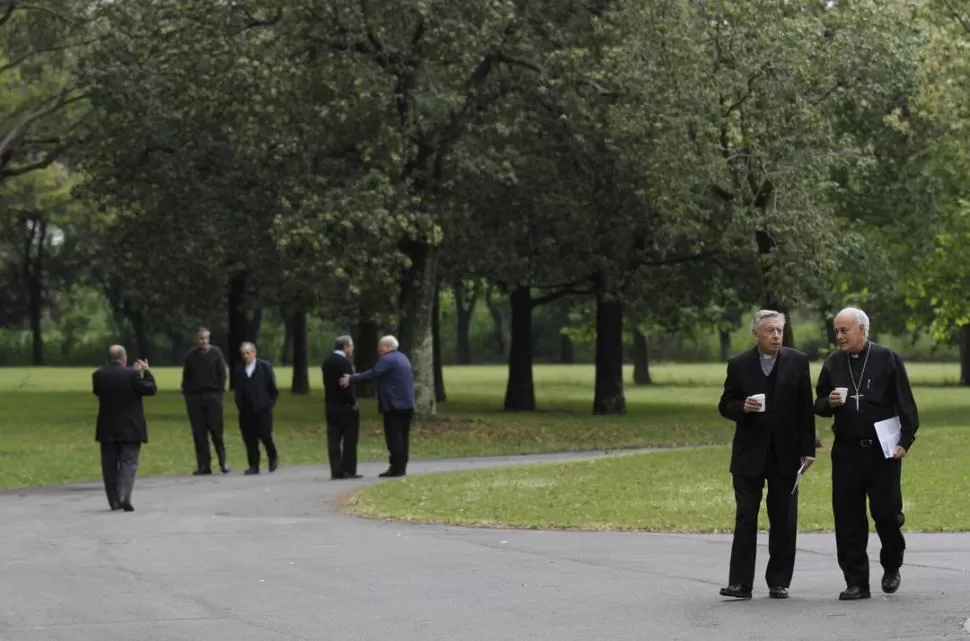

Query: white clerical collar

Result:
[334,350,347,358]
[850,342,870,359]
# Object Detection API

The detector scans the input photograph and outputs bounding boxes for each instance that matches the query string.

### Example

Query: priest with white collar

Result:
[814,306,920,601]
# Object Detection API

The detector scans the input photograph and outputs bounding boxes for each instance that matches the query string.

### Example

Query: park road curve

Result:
[1,449,968,641]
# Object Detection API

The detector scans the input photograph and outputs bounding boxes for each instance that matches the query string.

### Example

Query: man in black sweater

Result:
[234,342,280,475]
[180,327,229,475]
[322,335,361,479]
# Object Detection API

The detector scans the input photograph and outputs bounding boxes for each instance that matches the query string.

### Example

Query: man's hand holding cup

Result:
[744,393,766,413]
[829,387,848,408]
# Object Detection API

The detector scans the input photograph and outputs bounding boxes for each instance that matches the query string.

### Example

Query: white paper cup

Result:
[751,393,766,412]
[834,387,848,404]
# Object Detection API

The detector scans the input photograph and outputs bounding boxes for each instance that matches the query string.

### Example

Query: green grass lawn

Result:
[0,362,742,489]
[343,361,970,533]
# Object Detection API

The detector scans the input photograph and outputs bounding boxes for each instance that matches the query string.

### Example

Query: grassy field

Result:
[341,362,970,533]
[0,362,753,489]
[1,360,967,514]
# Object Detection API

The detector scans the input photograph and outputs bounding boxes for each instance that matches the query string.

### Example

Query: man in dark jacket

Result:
[717,310,817,600]
[341,335,415,477]
[234,342,279,475]
[180,327,229,475]
[322,335,361,480]
[92,345,157,512]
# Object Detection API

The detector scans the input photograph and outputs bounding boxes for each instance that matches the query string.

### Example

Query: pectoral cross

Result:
[850,392,864,411]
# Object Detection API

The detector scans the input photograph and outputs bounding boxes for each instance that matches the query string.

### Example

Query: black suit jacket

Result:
[234,359,278,414]
[718,346,816,477]
[322,352,356,408]
[92,363,157,443]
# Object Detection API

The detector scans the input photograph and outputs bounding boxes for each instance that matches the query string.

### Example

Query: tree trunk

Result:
[503,286,536,411]
[129,310,151,361]
[718,329,732,362]
[248,308,263,346]
[168,330,182,366]
[433,285,446,402]
[632,328,652,385]
[290,308,309,395]
[227,271,249,390]
[24,217,46,366]
[485,287,510,358]
[27,272,43,365]
[279,306,293,365]
[559,333,575,364]
[354,317,379,398]
[397,240,437,417]
[593,286,626,414]
[960,324,970,386]
[453,280,476,365]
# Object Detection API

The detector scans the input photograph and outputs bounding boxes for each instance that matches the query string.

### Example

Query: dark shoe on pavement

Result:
[121,502,134,512]
[839,586,871,600]
[881,571,901,594]
[719,584,752,599]
[244,468,259,475]
[269,457,278,473]
[768,586,789,599]
[192,468,212,476]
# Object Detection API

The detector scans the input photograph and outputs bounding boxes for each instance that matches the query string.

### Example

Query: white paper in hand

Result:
[874,416,902,459]
[791,461,810,496]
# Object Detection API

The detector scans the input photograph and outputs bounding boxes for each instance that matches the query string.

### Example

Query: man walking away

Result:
[93,345,157,512]
[322,335,361,480]
[341,335,415,478]
[181,327,229,475]
[234,342,279,475]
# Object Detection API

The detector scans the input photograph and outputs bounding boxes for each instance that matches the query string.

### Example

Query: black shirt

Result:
[181,346,227,396]
[814,341,920,450]
[322,351,355,407]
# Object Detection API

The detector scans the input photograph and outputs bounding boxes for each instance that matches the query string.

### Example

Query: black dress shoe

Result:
[269,457,278,473]
[244,468,259,475]
[192,468,212,476]
[768,586,789,599]
[839,586,871,600]
[882,570,901,594]
[121,502,134,512]
[347,474,363,479]
[379,469,406,478]
[109,502,122,511]
[331,472,346,480]
[719,584,752,599]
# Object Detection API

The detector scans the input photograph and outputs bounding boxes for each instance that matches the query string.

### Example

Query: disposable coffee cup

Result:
[834,387,849,404]
[751,393,766,412]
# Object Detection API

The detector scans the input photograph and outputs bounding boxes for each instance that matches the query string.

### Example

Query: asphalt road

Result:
[1,450,968,640]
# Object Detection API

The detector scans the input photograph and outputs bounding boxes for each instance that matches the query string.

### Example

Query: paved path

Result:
[1,449,968,641]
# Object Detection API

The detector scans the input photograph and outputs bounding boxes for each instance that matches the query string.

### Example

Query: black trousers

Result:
[239,408,277,470]
[382,409,413,473]
[831,440,905,589]
[326,405,359,477]
[100,442,141,508]
[185,393,226,471]
[729,472,798,589]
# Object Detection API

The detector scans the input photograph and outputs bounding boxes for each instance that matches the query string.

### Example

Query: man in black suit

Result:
[92,345,157,512]
[233,342,279,475]
[717,310,817,600]
[322,335,361,479]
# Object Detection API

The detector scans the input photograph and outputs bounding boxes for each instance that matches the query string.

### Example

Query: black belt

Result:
[836,438,874,447]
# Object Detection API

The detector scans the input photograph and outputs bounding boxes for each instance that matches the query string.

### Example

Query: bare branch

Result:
[0,38,102,76]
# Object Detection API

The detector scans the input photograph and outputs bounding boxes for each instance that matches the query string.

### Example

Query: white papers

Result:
[791,461,810,496]
[874,416,902,459]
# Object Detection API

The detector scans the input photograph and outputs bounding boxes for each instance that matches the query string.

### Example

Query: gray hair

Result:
[335,335,354,350]
[379,335,399,350]
[837,307,870,336]
[240,341,257,353]
[197,327,210,337]
[108,345,127,362]
[752,310,785,331]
